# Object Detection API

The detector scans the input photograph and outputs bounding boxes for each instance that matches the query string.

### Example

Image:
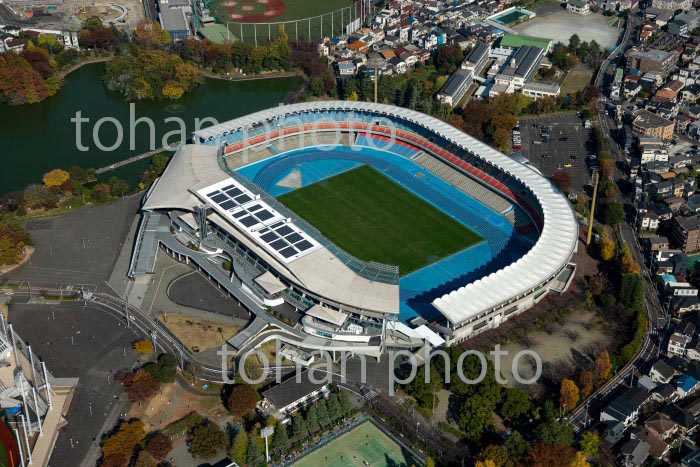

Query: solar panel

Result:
[239,216,258,227]
[256,210,274,222]
[219,200,236,210]
[279,247,298,258]
[275,226,294,236]
[211,193,228,203]
[233,210,248,219]
[206,191,220,198]
[225,188,243,197]
[269,239,287,250]
[260,232,278,243]
[247,204,262,212]
[222,185,235,191]
[259,228,270,233]
[235,194,252,204]
[295,240,313,251]
[285,232,303,244]
[270,222,285,229]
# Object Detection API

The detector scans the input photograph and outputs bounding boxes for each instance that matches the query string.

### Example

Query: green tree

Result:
[500,387,532,421]
[505,431,528,466]
[317,399,331,428]
[579,432,600,459]
[291,413,308,440]
[246,433,263,466]
[459,394,496,439]
[568,34,582,54]
[188,423,227,459]
[229,428,248,465]
[603,202,624,227]
[535,418,575,447]
[305,404,319,434]
[338,390,352,415]
[271,424,289,453]
[327,394,341,421]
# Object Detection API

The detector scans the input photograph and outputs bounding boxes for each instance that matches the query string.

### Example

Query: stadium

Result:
[130,101,578,357]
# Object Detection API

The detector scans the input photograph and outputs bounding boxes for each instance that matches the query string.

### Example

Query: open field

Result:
[491,309,613,396]
[211,0,355,42]
[293,420,415,467]
[513,10,619,49]
[561,68,593,94]
[277,165,482,275]
[159,313,241,352]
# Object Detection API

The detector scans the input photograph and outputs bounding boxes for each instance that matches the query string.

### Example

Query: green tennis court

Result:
[293,420,416,467]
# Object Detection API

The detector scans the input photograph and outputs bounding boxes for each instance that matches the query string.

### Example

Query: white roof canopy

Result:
[254,271,287,295]
[306,304,348,327]
[193,101,578,327]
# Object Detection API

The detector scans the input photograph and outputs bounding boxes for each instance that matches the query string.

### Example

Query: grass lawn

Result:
[277,165,482,275]
[293,421,415,467]
[211,0,355,41]
[158,314,241,352]
[561,69,593,95]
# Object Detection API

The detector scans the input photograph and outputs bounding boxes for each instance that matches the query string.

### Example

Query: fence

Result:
[223,3,364,45]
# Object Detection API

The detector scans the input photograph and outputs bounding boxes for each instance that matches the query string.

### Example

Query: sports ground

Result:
[293,420,415,467]
[277,165,482,275]
[209,0,356,43]
[236,144,526,321]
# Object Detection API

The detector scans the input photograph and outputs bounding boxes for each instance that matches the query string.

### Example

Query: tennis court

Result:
[293,420,415,467]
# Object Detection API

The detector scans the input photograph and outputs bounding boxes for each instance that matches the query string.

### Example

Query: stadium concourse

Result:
[129,101,578,359]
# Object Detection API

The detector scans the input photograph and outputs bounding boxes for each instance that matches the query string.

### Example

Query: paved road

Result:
[9,303,140,467]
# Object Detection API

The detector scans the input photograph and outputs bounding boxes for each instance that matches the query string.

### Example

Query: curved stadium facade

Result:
[130,101,578,357]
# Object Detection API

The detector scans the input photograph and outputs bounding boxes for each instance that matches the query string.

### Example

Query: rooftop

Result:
[499,33,551,51]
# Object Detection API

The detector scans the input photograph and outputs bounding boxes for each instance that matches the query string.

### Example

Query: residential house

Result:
[652,0,692,11]
[567,0,591,14]
[627,48,678,76]
[619,438,650,467]
[633,109,676,140]
[650,359,677,384]
[645,412,680,439]
[633,427,671,459]
[671,213,700,252]
[668,322,696,356]
[662,403,697,433]
[676,374,699,397]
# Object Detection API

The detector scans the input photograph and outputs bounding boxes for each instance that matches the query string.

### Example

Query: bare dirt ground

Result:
[490,309,612,398]
[514,10,619,49]
[128,379,227,432]
[158,313,241,353]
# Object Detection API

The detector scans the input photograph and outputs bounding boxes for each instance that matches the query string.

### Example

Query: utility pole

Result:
[586,170,599,245]
[374,66,379,103]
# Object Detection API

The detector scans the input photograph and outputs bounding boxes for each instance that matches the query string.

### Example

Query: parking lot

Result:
[10,303,140,467]
[518,113,595,193]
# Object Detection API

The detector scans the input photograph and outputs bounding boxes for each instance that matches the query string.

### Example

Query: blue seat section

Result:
[239,145,532,322]
[250,147,513,256]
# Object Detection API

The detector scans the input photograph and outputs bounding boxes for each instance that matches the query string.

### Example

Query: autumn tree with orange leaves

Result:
[559,378,580,412]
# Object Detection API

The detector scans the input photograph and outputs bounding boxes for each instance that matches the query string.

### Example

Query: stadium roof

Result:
[144,141,400,314]
[499,33,552,51]
[193,101,578,328]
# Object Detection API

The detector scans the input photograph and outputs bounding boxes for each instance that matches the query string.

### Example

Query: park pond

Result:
[0,63,303,195]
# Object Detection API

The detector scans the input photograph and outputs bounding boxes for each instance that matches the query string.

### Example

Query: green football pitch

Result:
[292,421,415,467]
[277,165,483,276]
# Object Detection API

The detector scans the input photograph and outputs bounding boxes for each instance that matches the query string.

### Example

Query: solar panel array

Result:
[256,222,316,259]
[199,180,320,263]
